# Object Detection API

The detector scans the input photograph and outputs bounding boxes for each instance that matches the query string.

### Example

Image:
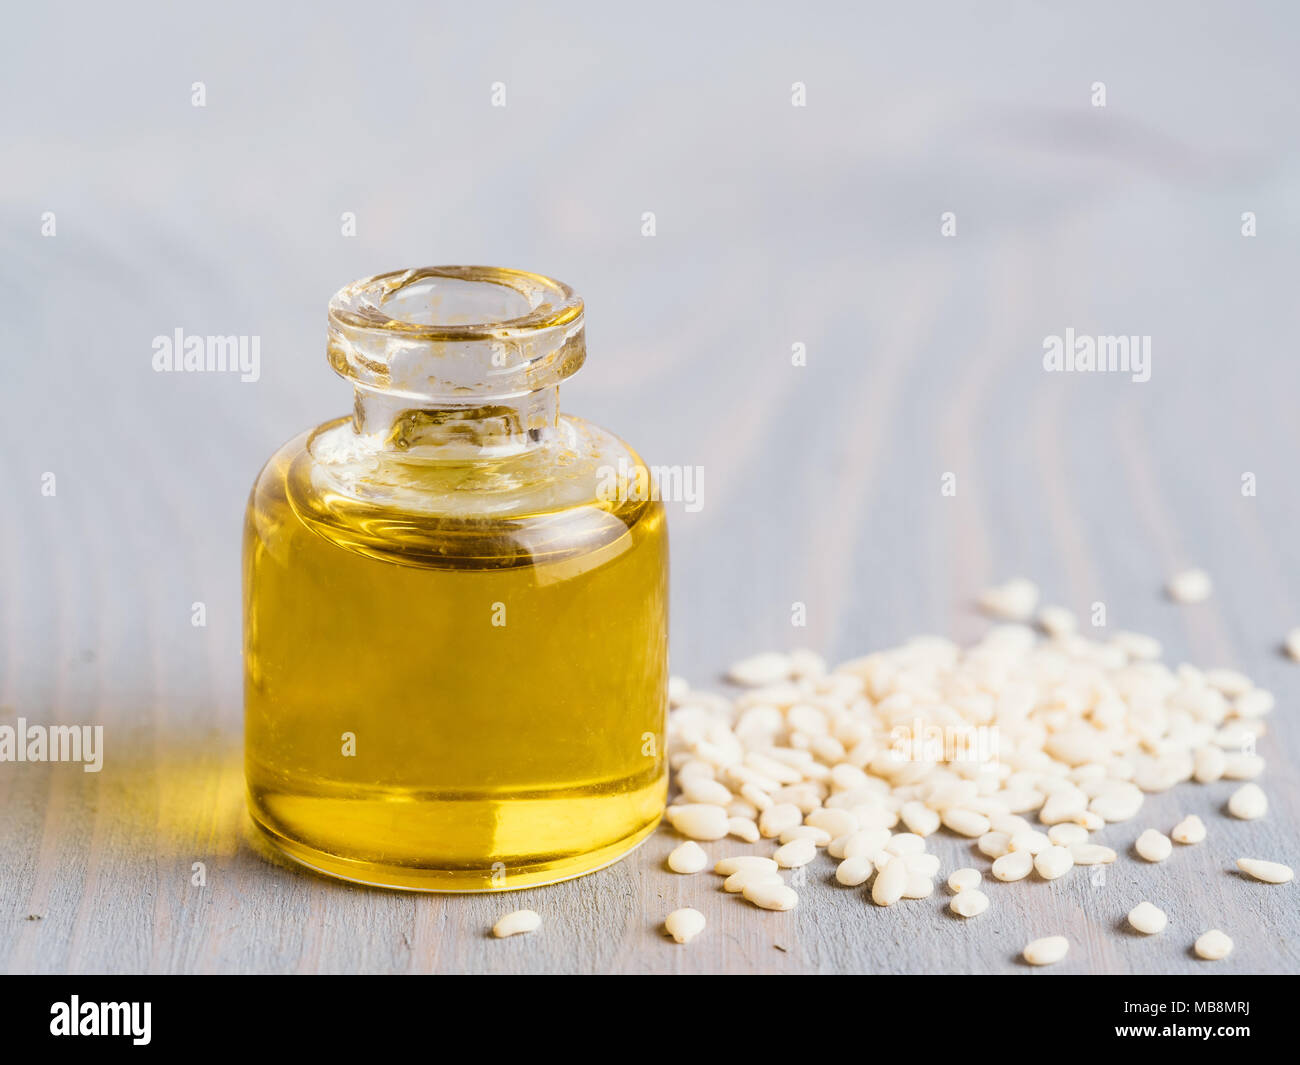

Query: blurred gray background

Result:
[2,1,1298,974]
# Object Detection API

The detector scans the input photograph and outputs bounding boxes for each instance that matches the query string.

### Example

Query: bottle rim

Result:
[328,266,583,340]
[327,266,586,399]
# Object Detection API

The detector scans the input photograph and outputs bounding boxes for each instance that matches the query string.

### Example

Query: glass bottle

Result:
[243,266,669,891]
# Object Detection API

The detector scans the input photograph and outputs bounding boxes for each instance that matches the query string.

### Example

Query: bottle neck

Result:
[351,384,561,460]
[326,266,586,463]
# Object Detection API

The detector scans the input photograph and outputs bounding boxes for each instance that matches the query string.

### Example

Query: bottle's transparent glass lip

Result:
[327,266,587,399]
[328,266,583,340]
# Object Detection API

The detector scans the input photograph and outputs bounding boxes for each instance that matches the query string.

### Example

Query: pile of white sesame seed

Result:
[655,575,1294,967]
[486,572,1295,965]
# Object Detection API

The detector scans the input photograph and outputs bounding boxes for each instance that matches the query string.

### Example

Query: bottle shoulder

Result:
[247,414,666,569]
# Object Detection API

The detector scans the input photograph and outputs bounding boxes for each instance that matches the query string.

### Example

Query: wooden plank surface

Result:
[2,1,1299,974]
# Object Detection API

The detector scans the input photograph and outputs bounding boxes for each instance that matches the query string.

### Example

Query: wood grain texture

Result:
[2,1,1299,974]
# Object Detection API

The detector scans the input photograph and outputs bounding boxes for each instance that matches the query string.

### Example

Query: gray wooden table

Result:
[2,0,1299,974]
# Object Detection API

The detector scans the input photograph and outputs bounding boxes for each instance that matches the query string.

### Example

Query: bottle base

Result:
[249,808,662,893]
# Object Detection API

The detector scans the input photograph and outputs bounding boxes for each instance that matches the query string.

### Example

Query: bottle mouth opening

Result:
[327,266,587,400]
[329,266,583,340]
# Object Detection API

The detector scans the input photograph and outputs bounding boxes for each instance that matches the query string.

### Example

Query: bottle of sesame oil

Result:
[243,268,669,890]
